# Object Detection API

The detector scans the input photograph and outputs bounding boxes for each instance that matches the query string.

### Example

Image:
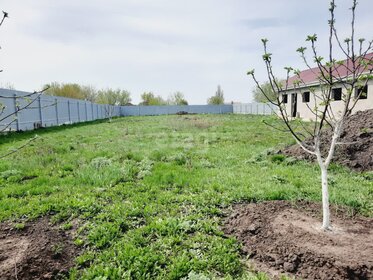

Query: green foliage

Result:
[0,169,23,183]
[14,222,25,230]
[140,92,167,106]
[262,53,272,62]
[207,85,224,105]
[252,80,280,103]
[96,88,131,106]
[168,92,188,105]
[61,222,73,230]
[296,47,307,54]
[270,154,286,164]
[44,82,96,102]
[44,82,132,105]
[306,34,317,42]
[0,115,371,279]
[51,243,64,257]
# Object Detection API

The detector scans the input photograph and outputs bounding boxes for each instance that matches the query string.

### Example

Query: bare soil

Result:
[223,201,373,280]
[282,109,373,171]
[0,217,80,280]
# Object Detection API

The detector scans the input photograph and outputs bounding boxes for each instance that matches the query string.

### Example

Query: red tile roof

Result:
[286,52,373,88]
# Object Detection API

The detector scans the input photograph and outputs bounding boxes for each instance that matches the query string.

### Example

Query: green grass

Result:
[0,114,372,279]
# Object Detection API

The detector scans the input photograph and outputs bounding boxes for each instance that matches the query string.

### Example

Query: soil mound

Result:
[282,109,373,171]
[0,218,80,280]
[223,201,373,280]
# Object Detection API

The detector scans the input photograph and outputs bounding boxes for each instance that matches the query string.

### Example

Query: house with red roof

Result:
[280,52,373,120]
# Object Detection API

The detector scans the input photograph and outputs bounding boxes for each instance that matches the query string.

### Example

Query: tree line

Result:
[44,82,132,106]
[43,82,227,105]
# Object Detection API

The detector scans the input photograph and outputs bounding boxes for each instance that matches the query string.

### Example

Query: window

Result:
[282,94,288,104]
[355,85,368,99]
[332,88,342,101]
[302,92,310,103]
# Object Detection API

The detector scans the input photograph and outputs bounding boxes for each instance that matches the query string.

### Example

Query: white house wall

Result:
[281,80,373,121]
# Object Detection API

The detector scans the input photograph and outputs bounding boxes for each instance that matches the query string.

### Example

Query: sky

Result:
[0,0,372,104]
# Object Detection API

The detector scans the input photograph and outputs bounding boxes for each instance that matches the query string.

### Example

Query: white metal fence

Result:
[0,88,120,131]
[0,88,275,132]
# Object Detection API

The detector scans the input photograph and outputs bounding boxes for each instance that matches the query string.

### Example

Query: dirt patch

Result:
[223,201,373,279]
[282,109,373,171]
[0,217,80,280]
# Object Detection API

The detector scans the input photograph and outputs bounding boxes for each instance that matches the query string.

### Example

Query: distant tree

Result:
[140,92,167,106]
[96,88,131,106]
[96,88,132,121]
[44,82,96,102]
[252,80,281,103]
[167,91,188,105]
[207,85,225,105]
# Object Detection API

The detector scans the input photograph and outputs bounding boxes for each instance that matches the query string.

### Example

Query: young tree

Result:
[207,85,225,105]
[167,91,188,105]
[96,88,132,121]
[247,0,372,230]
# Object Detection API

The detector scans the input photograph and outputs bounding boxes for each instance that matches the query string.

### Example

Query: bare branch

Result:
[0,11,8,27]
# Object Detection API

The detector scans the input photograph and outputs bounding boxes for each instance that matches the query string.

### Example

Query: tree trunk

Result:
[320,164,331,230]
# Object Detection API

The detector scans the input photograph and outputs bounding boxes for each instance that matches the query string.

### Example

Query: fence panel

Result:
[17,93,40,131]
[233,103,277,115]
[40,94,58,127]
[58,99,70,124]
[0,89,18,131]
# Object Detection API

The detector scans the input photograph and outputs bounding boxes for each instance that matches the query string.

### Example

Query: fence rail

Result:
[0,88,275,132]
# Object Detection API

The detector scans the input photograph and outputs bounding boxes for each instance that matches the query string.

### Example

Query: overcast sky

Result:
[0,1,372,104]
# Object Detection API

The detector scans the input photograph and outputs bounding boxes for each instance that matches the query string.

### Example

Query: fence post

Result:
[91,103,94,120]
[55,98,59,125]
[77,102,80,122]
[38,95,44,127]
[13,93,20,131]
[85,102,88,121]
[138,106,140,116]
[68,100,71,123]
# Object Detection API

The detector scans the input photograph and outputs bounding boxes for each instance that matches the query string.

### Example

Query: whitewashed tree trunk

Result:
[320,164,330,230]
[315,122,342,231]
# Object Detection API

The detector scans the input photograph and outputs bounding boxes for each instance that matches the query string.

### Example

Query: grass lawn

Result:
[0,114,372,279]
